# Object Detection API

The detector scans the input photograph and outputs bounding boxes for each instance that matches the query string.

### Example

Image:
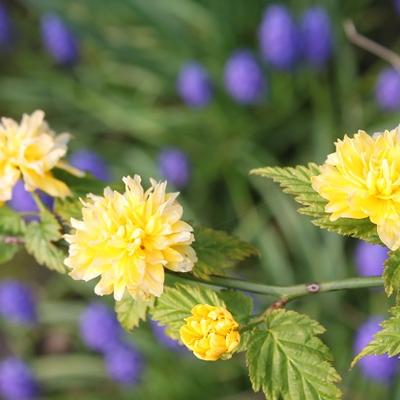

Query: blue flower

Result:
[258,4,299,70]
[79,302,122,353]
[150,320,184,351]
[354,316,399,383]
[158,148,190,188]
[0,3,13,50]
[177,62,213,107]
[70,150,111,181]
[375,68,400,111]
[0,280,37,325]
[40,13,79,65]
[300,6,333,67]
[394,0,400,15]
[354,241,388,277]
[0,358,39,400]
[104,342,143,384]
[224,50,265,104]
[8,181,54,217]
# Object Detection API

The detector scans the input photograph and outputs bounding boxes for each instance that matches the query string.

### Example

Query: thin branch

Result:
[168,272,383,303]
[343,19,400,70]
[2,236,24,245]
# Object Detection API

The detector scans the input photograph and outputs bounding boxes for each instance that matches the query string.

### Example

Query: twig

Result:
[343,19,400,70]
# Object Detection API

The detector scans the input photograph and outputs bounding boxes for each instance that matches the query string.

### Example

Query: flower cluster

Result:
[312,127,400,250]
[0,110,81,203]
[180,304,240,361]
[65,175,197,300]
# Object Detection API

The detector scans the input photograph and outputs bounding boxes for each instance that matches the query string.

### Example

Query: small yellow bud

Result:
[179,304,240,361]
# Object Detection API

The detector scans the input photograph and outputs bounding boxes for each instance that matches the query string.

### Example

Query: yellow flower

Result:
[64,175,197,301]
[180,304,240,361]
[0,110,82,202]
[312,127,400,250]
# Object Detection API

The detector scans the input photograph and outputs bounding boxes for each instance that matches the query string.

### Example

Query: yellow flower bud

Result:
[180,304,240,361]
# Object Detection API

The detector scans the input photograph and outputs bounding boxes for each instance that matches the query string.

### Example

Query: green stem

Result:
[168,272,383,303]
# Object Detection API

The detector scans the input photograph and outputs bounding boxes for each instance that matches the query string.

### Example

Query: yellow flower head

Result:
[180,304,240,361]
[0,110,81,202]
[64,175,197,301]
[312,127,400,250]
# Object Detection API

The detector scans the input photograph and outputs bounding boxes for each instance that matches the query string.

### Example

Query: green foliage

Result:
[218,290,253,324]
[251,164,380,244]
[352,306,400,367]
[0,207,26,235]
[24,208,67,273]
[192,227,258,279]
[54,197,83,224]
[115,295,155,331]
[151,284,225,339]
[246,309,342,400]
[383,250,400,299]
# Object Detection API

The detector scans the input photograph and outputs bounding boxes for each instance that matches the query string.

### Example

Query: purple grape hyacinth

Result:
[158,148,190,189]
[0,2,13,50]
[224,50,265,104]
[70,150,111,181]
[354,317,398,383]
[0,280,37,325]
[104,342,143,384]
[394,0,400,15]
[8,181,54,215]
[177,62,213,107]
[151,320,184,351]
[41,13,79,65]
[300,6,333,67]
[79,302,122,353]
[258,4,299,70]
[0,358,39,400]
[375,68,400,111]
[354,242,388,277]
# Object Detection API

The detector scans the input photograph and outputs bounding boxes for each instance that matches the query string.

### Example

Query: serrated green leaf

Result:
[352,306,400,367]
[54,197,83,223]
[192,227,258,279]
[24,209,66,273]
[383,250,400,298]
[0,207,26,235]
[246,309,342,400]
[115,295,155,331]
[0,241,19,263]
[251,164,380,244]
[218,290,253,324]
[151,284,224,339]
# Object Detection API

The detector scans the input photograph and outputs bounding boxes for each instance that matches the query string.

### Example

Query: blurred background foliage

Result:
[0,0,399,399]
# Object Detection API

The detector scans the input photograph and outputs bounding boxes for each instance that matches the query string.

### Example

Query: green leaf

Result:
[115,295,155,331]
[218,290,253,324]
[150,284,224,339]
[0,207,26,235]
[246,309,342,400]
[383,250,400,298]
[352,306,400,367]
[54,197,83,223]
[24,209,66,273]
[192,227,259,279]
[251,164,380,244]
[0,241,19,263]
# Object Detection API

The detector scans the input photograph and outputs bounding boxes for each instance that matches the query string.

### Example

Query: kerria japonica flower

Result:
[354,241,388,277]
[177,62,213,107]
[0,110,82,203]
[158,148,190,189]
[224,50,265,104]
[40,13,79,66]
[312,127,400,250]
[375,68,400,112]
[300,6,333,68]
[258,4,299,70]
[64,175,197,301]
[354,317,398,383]
[0,358,39,400]
[79,302,122,353]
[180,304,240,361]
[70,150,111,181]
